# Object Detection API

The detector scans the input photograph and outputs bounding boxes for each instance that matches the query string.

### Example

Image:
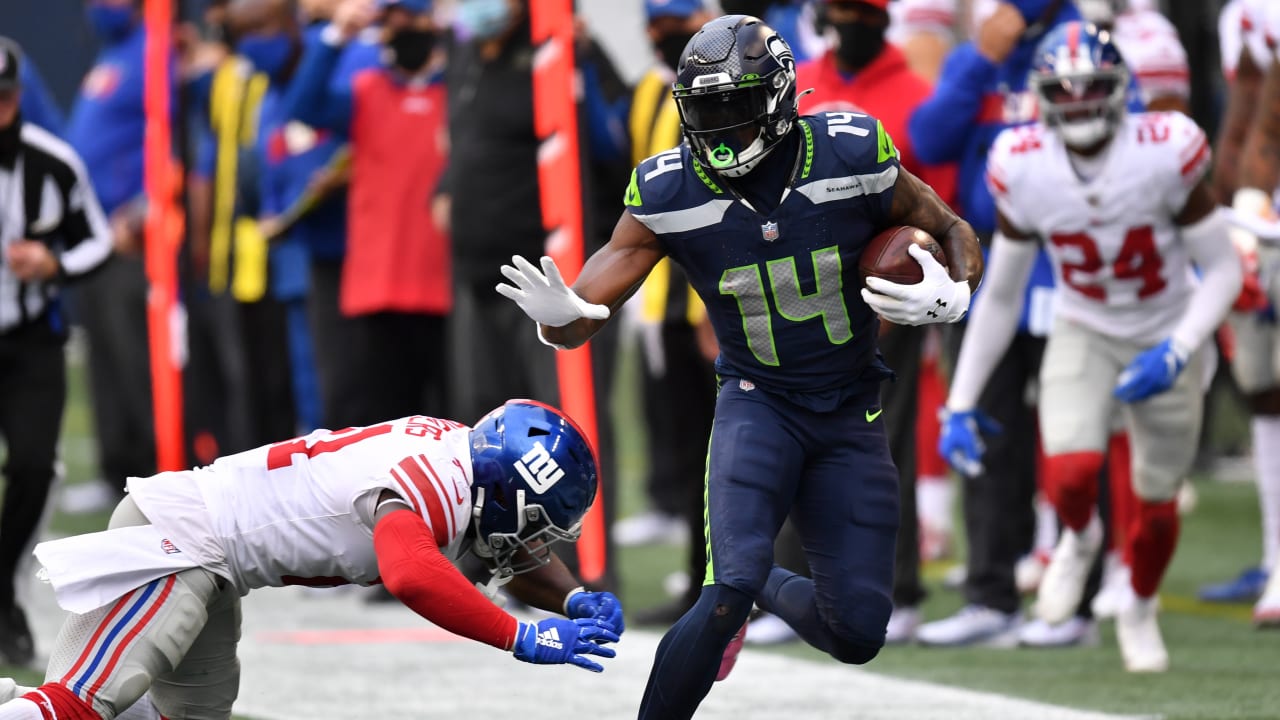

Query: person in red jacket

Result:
[287,0,452,429]
[776,0,956,646]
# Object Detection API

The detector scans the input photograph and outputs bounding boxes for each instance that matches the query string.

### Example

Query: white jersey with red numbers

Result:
[126,415,476,595]
[986,112,1211,345]
[1113,10,1190,105]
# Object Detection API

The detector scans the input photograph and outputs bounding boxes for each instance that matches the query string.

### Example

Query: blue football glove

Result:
[512,617,620,673]
[1114,339,1189,403]
[938,408,1002,479]
[566,590,625,636]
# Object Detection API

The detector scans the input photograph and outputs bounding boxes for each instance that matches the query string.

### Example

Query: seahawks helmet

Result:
[672,14,798,178]
[1028,21,1129,150]
[468,400,598,579]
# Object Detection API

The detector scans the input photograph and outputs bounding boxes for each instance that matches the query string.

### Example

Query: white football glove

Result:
[496,255,611,328]
[860,243,970,326]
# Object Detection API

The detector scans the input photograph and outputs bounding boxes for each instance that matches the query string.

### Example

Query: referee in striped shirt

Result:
[0,36,112,666]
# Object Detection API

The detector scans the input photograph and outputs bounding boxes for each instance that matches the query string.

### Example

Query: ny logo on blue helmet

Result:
[468,400,598,579]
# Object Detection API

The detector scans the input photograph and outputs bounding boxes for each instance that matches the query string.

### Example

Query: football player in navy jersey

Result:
[497,14,982,719]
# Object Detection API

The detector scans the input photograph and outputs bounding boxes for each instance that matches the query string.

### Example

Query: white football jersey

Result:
[128,416,476,595]
[1238,0,1275,70]
[986,112,1211,344]
[1113,10,1189,105]
[886,0,997,45]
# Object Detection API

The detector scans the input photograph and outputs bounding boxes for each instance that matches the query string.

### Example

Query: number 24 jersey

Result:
[986,111,1211,345]
[624,112,900,407]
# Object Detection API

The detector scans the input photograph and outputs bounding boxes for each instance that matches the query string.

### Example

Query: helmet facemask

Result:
[467,399,598,582]
[1031,66,1128,150]
[673,16,798,178]
[470,485,584,580]
[675,68,795,177]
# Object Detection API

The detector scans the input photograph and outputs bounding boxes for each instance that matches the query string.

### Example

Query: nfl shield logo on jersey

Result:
[761,221,779,242]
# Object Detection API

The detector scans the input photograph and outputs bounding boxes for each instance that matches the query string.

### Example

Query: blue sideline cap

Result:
[645,0,703,21]
[377,0,432,15]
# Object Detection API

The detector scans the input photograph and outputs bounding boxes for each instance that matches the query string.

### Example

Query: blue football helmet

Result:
[1028,21,1129,150]
[468,400,598,579]
[672,14,798,178]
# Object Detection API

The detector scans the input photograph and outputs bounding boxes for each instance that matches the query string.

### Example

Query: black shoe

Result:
[633,596,696,627]
[0,605,34,667]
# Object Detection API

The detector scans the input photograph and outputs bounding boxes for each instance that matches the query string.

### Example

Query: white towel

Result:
[34,525,202,614]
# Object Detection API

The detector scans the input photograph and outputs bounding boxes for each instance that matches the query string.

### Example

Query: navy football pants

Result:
[638,379,898,719]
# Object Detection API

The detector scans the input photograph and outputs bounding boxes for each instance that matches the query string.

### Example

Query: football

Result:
[859,225,948,286]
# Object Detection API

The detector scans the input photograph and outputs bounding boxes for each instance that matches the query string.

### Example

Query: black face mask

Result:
[656,32,695,71]
[387,28,436,73]
[833,21,886,72]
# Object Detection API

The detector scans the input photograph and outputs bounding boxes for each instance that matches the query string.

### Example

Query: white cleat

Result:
[744,612,800,646]
[916,605,1021,648]
[1091,559,1133,620]
[1116,595,1168,672]
[0,678,34,703]
[884,606,921,645]
[611,511,687,547]
[1015,550,1050,595]
[1035,516,1103,625]
[1253,565,1280,628]
[1017,616,1099,648]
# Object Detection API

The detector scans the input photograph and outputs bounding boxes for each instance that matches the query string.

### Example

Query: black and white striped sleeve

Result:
[54,148,113,278]
[21,124,114,279]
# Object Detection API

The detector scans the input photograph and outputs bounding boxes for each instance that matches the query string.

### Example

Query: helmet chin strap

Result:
[1058,117,1112,150]
[475,571,513,602]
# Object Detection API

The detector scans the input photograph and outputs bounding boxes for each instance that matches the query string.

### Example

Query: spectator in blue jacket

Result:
[259,1,378,432]
[908,0,1090,650]
[230,0,326,435]
[63,0,157,514]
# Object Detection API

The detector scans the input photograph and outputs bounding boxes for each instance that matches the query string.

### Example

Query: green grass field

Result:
[4,343,1278,718]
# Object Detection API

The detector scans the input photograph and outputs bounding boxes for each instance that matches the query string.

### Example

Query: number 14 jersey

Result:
[986,111,1212,345]
[624,113,900,409]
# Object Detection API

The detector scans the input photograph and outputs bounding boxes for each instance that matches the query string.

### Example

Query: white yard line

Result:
[24,580,1152,720]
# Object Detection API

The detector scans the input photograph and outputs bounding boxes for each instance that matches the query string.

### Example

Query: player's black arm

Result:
[540,210,667,349]
[503,549,586,615]
[996,210,1035,243]
[887,166,984,291]
[1240,56,1280,192]
[1211,49,1263,202]
[1175,180,1220,228]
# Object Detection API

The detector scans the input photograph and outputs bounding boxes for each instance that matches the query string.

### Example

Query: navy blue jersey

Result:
[625,112,900,408]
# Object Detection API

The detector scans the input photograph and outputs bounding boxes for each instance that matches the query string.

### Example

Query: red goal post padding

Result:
[530,0,607,585]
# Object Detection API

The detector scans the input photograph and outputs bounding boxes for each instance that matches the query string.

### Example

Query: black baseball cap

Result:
[0,38,21,92]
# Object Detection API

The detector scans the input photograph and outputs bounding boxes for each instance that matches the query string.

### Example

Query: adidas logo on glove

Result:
[536,626,564,650]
